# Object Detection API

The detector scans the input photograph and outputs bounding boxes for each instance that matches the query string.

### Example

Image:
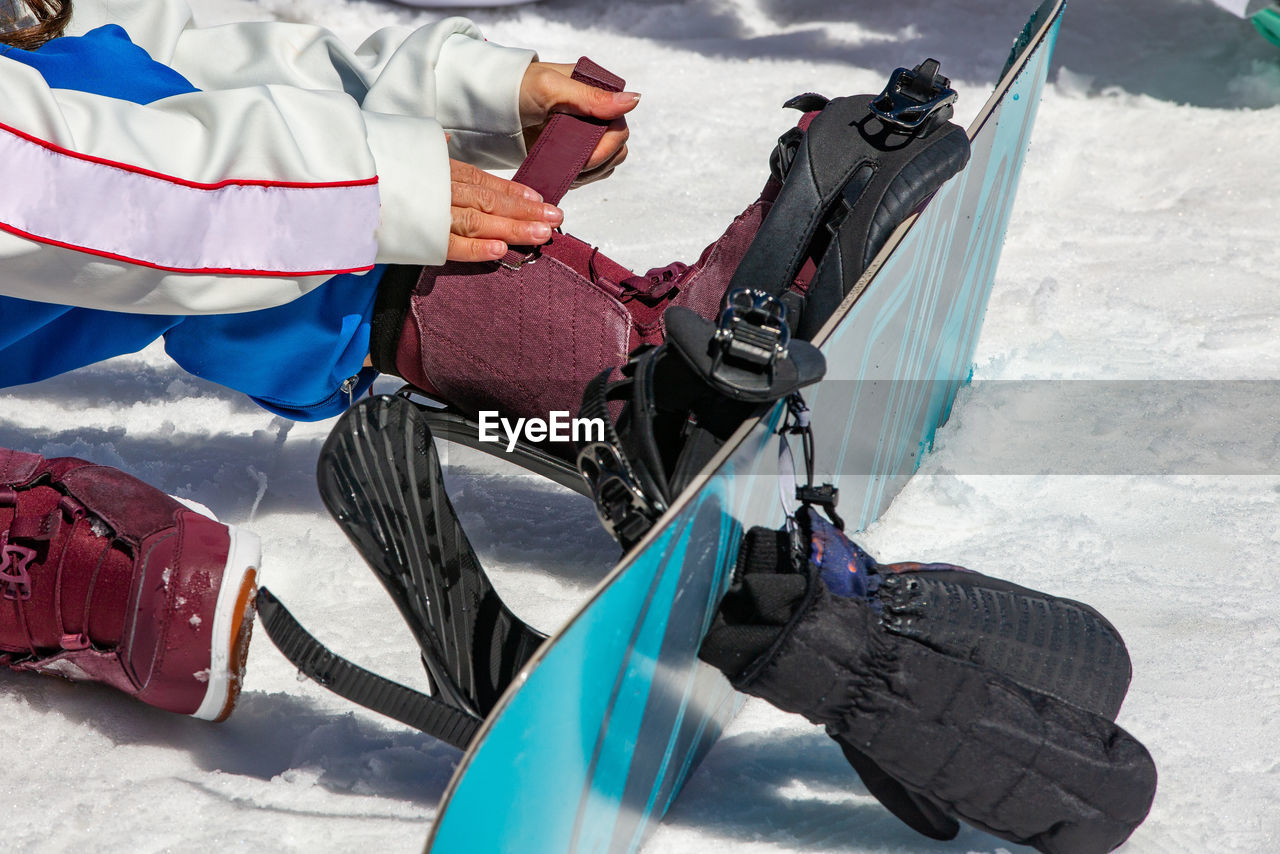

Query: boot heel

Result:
[197,528,260,722]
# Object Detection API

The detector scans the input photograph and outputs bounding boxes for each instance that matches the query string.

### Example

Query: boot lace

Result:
[0,532,35,602]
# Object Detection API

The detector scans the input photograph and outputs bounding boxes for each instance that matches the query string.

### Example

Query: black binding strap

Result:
[314,395,546,720]
[256,395,547,743]
[577,366,668,549]
[257,587,481,750]
[578,299,826,549]
[735,63,969,339]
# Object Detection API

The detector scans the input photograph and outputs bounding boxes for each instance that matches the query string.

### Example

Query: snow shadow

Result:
[1050,0,1280,108]
[0,358,264,412]
[462,0,1280,108]
[0,671,460,807]
[0,410,325,523]
[473,0,1018,83]
[442,462,619,586]
[662,726,1006,851]
[0,358,328,522]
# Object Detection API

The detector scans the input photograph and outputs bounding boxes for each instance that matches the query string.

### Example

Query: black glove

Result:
[835,737,960,840]
[699,510,1156,853]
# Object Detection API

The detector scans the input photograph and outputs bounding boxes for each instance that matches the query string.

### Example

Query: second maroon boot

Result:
[0,448,259,720]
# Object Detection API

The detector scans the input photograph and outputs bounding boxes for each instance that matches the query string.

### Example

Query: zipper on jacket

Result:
[341,375,360,407]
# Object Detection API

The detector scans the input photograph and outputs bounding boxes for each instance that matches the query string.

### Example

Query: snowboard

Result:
[424,2,1066,852]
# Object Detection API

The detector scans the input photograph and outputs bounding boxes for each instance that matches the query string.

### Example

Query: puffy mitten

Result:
[699,509,1156,853]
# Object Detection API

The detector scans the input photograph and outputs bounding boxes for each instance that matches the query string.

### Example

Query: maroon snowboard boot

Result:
[0,448,259,720]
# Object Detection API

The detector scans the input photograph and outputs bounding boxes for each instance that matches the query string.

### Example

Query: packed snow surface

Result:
[2,0,1278,852]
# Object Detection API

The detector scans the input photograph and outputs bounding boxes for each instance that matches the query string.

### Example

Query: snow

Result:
[2,0,1278,852]
[1208,0,1270,20]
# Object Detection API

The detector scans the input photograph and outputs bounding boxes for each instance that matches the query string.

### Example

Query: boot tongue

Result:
[0,449,42,484]
[57,465,183,545]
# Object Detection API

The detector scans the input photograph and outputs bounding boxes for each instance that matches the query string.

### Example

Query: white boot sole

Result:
[191,524,261,721]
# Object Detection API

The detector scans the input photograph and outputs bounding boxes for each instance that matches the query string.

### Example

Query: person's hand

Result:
[519,61,640,187]
[448,158,564,262]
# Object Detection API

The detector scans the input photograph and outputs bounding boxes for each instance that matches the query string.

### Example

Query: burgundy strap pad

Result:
[512,57,626,207]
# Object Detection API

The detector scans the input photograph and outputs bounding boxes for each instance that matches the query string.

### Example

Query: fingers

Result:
[521,62,641,124]
[448,159,564,263]
[554,77,642,121]
[570,167,615,190]
[450,159,543,204]
[520,115,630,185]
[584,119,630,172]
[450,161,559,221]
[517,63,639,190]
[447,234,510,264]
[574,122,629,187]
[447,209,557,263]
[450,205,553,247]
[573,144,627,188]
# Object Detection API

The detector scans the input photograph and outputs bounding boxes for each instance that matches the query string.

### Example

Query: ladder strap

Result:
[511,57,626,207]
[500,58,625,269]
[257,587,481,751]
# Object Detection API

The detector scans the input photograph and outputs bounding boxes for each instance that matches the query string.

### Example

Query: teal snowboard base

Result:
[427,2,1066,851]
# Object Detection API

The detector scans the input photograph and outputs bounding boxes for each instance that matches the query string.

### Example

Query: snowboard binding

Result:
[370,57,970,443]
[257,394,544,748]
[739,60,971,341]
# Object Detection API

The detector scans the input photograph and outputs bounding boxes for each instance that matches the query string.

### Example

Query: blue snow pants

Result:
[0,25,382,420]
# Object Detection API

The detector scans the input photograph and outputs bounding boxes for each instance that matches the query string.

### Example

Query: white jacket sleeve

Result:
[68,0,537,169]
[0,0,536,315]
[0,54,448,314]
